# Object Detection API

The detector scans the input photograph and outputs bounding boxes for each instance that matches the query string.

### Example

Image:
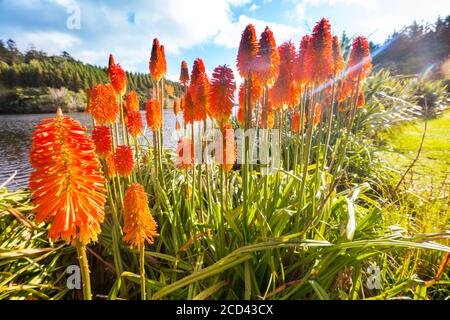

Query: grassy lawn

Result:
[381,111,450,193]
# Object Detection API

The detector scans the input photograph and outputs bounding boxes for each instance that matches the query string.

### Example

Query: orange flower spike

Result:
[160,45,167,76]
[332,36,344,76]
[237,24,258,78]
[126,110,143,138]
[313,103,322,127]
[177,136,194,169]
[108,54,127,95]
[174,100,179,116]
[125,91,140,113]
[115,145,134,177]
[348,36,372,81]
[309,18,333,83]
[179,60,190,86]
[29,109,106,245]
[92,126,112,158]
[122,183,159,249]
[105,152,116,179]
[189,58,210,122]
[88,84,119,125]
[294,35,312,85]
[357,90,365,108]
[183,90,195,125]
[255,26,279,86]
[176,120,181,132]
[145,99,162,132]
[209,65,236,126]
[150,38,164,81]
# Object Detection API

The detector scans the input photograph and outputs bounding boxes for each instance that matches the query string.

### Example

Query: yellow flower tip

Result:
[122,183,159,249]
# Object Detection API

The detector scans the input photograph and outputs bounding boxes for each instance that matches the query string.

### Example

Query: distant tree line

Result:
[373,15,450,77]
[0,39,181,106]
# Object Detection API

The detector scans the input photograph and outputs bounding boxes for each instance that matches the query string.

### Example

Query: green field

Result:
[382,111,450,194]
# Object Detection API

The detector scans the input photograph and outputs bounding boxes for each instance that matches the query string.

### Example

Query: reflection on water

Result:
[0,111,177,190]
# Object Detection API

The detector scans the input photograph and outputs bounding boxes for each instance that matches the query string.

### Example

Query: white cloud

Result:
[248,3,260,11]
[17,31,80,54]
[214,14,302,48]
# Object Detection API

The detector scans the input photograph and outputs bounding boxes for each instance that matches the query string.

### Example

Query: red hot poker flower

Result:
[88,84,119,125]
[126,110,143,138]
[29,109,106,245]
[237,24,258,78]
[295,35,312,85]
[125,91,140,113]
[123,183,159,249]
[145,99,162,132]
[348,36,372,81]
[209,65,236,127]
[179,60,190,86]
[92,126,112,158]
[308,18,333,83]
[255,26,279,86]
[149,38,165,81]
[109,54,127,95]
[332,36,344,76]
[115,145,134,177]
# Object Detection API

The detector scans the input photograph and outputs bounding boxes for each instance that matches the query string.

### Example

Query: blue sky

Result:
[1,0,449,81]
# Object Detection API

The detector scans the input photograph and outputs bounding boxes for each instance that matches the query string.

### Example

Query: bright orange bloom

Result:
[126,110,143,138]
[271,41,299,108]
[348,36,372,81]
[238,82,261,109]
[92,126,112,158]
[307,18,333,83]
[255,26,279,86]
[160,45,167,76]
[149,38,165,81]
[313,103,322,127]
[209,65,236,126]
[237,106,245,126]
[332,36,344,76]
[294,35,312,85]
[177,136,194,169]
[109,54,127,95]
[125,91,140,113]
[188,58,209,121]
[174,100,180,116]
[179,60,190,86]
[115,145,134,177]
[176,120,181,132]
[29,109,106,245]
[145,99,162,132]
[237,24,258,78]
[357,90,365,108]
[123,183,159,249]
[216,124,236,171]
[183,90,195,124]
[105,152,116,178]
[88,84,119,125]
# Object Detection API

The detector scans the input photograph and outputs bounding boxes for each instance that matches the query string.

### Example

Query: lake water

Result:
[0,110,178,190]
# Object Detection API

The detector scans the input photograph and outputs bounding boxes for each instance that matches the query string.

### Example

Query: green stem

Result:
[75,241,92,300]
[140,246,146,300]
